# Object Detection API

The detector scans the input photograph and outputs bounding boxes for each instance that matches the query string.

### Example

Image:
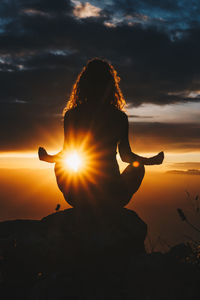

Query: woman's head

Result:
[64,58,126,113]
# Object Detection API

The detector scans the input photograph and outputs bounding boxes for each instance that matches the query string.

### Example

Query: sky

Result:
[0,0,200,248]
[0,0,200,157]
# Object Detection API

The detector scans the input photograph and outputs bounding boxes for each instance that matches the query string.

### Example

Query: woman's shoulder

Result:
[110,106,128,120]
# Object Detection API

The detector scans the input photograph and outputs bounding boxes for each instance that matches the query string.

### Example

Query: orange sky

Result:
[0,104,200,253]
[1,150,200,172]
[0,164,199,252]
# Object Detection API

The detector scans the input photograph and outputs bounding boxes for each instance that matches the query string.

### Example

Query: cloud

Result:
[0,0,200,108]
[128,115,154,119]
[1,20,200,106]
[21,8,49,17]
[109,0,180,14]
[166,169,200,175]
[1,102,200,152]
[73,1,102,18]
[129,122,200,152]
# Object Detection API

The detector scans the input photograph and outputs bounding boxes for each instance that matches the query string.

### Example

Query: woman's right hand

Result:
[148,151,164,165]
[38,147,48,161]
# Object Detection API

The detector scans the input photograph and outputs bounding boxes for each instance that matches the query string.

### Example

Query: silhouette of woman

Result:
[38,58,164,209]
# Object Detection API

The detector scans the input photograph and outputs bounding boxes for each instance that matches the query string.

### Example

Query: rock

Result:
[29,249,200,300]
[0,208,200,300]
[41,208,147,257]
[0,208,147,282]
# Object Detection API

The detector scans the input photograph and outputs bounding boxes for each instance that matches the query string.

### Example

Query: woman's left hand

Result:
[38,147,48,161]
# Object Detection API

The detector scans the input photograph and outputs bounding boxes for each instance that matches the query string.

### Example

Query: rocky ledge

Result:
[0,208,199,300]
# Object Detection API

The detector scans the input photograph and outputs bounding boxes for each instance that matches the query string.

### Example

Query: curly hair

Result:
[63,58,126,114]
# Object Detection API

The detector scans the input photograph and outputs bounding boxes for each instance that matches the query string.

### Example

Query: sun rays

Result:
[53,130,109,204]
[64,151,83,172]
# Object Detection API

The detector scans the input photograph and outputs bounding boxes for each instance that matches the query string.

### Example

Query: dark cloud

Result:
[0,0,73,18]
[0,0,200,107]
[24,0,73,14]
[0,101,64,151]
[129,122,200,152]
[0,0,200,150]
[105,0,180,16]
[1,109,200,152]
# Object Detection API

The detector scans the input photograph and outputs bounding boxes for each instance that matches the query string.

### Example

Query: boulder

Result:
[0,208,147,282]
[1,208,199,300]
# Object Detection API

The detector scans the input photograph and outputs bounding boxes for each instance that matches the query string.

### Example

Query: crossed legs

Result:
[54,162,145,208]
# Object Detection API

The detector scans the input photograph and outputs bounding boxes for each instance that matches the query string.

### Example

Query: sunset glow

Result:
[1,151,200,172]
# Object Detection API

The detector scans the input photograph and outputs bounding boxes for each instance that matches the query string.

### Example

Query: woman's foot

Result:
[148,151,164,165]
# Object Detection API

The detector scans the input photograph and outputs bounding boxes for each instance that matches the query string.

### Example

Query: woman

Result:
[38,58,164,209]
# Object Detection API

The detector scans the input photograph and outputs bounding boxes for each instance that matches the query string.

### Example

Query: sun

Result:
[52,131,105,192]
[64,151,83,172]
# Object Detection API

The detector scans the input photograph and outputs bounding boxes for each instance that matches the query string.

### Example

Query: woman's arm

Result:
[38,147,63,163]
[118,114,164,165]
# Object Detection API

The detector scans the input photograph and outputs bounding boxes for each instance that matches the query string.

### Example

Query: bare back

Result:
[63,103,128,178]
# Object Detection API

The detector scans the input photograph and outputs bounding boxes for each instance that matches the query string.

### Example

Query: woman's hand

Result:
[38,147,48,161]
[38,147,63,163]
[147,151,164,165]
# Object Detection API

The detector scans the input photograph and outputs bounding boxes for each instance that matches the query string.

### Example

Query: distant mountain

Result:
[166,169,200,175]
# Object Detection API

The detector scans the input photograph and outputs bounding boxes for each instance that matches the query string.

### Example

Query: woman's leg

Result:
[54,162,91,208]
[55,161,145,209]
[102,163,145,209]
[54,162,66,194]
[118,163,145,207]
[54,162,75,207]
